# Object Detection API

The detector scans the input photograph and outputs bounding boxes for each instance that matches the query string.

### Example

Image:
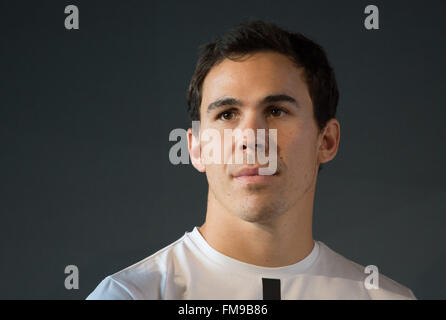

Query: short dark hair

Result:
[187,20,339,172]
[187,19,339,130]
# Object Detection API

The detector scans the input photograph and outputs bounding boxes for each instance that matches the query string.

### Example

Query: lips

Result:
[233,167,261,177]
[232,166,278,178]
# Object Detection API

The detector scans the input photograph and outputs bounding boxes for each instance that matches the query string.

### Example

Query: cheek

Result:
[205,164,227,188]
[278,126,318,171]
[199,127,234,165]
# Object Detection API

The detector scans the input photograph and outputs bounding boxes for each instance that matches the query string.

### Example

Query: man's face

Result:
[195,51,322,223]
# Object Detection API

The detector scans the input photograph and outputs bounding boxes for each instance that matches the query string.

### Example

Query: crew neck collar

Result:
[187,226,320,277]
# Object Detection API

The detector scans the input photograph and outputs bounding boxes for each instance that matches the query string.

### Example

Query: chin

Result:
[235,199,286,223]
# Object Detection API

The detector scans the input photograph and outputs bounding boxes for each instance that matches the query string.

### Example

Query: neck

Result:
[198,189,315,268]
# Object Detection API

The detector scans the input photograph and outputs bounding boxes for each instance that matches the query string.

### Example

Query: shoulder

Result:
[314,241,416,300]
[86,232,190,300]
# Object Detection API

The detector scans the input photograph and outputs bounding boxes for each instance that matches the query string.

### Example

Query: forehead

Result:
[201,51,311,112]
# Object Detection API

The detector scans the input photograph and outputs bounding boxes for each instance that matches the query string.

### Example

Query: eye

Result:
[268,106,288,117]
[217,109,237,121]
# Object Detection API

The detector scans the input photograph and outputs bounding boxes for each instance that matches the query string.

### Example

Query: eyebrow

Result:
[206,94,299,113]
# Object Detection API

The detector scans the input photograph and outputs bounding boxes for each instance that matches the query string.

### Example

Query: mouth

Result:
[231,167,279,184]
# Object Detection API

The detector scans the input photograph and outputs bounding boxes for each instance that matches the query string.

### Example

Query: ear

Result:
[317,118,341,164]
[187,128,206,172]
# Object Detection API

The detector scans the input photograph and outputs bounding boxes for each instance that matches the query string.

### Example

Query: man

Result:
[87,20,416,300]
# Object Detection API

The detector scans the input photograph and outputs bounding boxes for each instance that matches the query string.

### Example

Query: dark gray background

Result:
[1,0,445,299]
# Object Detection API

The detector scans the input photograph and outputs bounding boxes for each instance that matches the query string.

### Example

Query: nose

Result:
[236,110,269,155]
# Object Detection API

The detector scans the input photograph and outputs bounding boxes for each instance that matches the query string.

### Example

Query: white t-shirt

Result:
[86,227,416,300]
